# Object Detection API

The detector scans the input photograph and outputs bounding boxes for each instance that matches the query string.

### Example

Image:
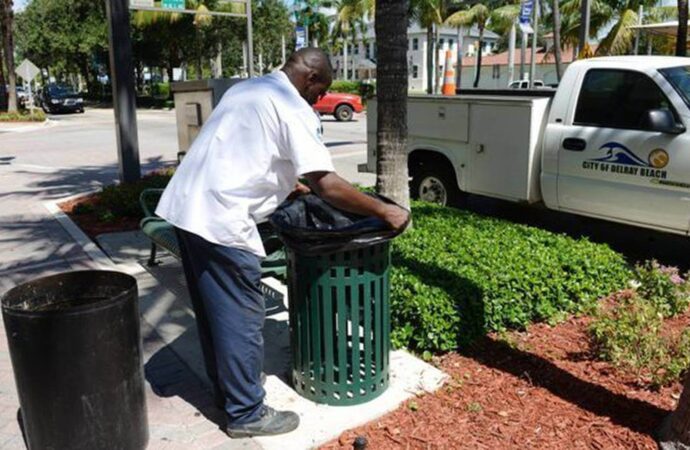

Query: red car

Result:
[313,92,364,121]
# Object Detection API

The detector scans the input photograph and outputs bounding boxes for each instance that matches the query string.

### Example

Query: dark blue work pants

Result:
[175,228,266,425]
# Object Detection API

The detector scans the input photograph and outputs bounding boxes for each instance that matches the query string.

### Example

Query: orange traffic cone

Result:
[441,50,456,96]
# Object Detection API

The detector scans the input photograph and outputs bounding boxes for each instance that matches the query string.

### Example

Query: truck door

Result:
[557,68,690,232]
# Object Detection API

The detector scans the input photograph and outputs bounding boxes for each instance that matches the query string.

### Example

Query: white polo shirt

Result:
[155,71,335,257]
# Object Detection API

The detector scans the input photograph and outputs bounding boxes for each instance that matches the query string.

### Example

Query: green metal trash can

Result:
[287,241,391,406]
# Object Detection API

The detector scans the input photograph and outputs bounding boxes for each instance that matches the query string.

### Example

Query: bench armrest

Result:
[139,188,165,218]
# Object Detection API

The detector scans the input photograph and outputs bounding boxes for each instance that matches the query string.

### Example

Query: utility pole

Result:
[246,0,254,77]
[529,0,538,88]
[508,21,516,85]
[105,0,141,183]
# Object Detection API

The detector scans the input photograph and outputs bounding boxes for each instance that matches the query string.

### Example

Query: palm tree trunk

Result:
[426,25,434,94]
[455,26,463,88]
[552,0,563,81]
[374,0,410,209]
[1,0,17,112]
[473,26,484,88]
[677,0,688,57]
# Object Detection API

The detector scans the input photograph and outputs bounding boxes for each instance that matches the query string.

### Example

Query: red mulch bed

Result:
[323,315,687,449]
[58,194,140,240]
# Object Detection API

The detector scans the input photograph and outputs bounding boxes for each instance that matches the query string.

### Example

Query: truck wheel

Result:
[334,104,354,121]
[410,163,463,207]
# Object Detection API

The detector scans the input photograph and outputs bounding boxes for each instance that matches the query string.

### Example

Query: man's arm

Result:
[302,171,409,231]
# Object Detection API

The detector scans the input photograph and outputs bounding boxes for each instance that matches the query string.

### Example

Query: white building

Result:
[329,22,500,92]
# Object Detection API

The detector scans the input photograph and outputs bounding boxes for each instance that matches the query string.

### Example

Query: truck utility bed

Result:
[366,95,552,203]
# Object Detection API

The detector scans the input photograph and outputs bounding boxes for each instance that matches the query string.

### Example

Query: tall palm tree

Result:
[446,3,490,88]
[375,0,410,209]
[1,0,17,112]
[411,0,444,94]
[331,0,373,79]
[677,0,688,56]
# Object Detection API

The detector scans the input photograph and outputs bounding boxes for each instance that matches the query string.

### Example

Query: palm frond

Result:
[596,8,638,55]
[446,3,490,28]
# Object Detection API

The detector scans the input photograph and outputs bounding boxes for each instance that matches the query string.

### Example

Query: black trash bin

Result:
[1,270,148,450]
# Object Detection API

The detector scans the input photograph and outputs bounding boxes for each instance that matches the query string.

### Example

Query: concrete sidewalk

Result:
[0,201,447,449]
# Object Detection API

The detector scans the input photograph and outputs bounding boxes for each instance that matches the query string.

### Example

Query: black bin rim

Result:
[1,270,137,317]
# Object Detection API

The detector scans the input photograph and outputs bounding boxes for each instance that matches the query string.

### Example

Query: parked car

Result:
[313,92,364,121]
[38,84,84,113]
[509,79,545,89]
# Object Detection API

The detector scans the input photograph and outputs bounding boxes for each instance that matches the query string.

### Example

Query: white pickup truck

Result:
[361,56,690,236]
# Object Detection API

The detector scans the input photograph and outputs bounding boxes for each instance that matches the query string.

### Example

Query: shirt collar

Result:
[273,70,307,104]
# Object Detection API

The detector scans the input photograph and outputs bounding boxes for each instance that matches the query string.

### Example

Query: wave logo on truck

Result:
[582,142,668,179]
[591,142,650,167]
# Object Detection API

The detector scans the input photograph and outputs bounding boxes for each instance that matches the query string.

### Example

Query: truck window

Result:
[659,65,690,108]
[574,69,674,130]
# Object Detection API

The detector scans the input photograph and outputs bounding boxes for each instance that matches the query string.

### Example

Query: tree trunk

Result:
[473,26,483,88]
[1,0,17,112]
[426,25,434,94]
[552,0,563,81]
[658,372,690,448]
[375,0,410,209]
[677,0,688,57]
[455,26,463,88]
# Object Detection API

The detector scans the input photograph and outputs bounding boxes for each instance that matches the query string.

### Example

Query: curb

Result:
[0,118,57,134]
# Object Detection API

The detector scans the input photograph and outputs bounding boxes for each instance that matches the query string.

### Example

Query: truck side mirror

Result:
[643,109,685,134]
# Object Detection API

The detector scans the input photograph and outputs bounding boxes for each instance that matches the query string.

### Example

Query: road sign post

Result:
[15,59,41,112]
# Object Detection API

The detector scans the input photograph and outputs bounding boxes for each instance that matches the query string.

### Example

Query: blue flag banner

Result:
[296,26,307,50]
[519,0,534,33]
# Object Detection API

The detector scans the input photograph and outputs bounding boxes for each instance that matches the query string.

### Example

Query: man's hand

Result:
[287,181,311,200]
[382,204,409,231]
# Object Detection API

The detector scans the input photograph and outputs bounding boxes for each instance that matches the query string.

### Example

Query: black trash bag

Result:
[269,193,409,255]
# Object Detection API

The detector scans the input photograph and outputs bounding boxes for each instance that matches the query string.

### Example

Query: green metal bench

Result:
[139,188,287,279]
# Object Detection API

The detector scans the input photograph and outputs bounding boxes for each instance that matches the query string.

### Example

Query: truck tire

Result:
[410,163,463,207]
[334,104,354,121]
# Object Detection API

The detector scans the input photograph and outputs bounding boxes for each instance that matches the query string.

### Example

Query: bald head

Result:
[282,48,333,105]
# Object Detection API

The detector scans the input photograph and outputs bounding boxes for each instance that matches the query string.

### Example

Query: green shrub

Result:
[634,260,690,317]
[0,110,46,122]
[329,80,376,100]
[329,80,360,95]
[152,82,170,99]
[390,202,632,353]
[589,291,690,388]
[93,169,173,220]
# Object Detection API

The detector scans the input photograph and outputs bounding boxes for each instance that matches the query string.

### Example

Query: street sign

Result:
[295,26,307,50]
[162,0,184,9]
[130,0,153,7]
[519,0,534,34]
[15,59,40,82]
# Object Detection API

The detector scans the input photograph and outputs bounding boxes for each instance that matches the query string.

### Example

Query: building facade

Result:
[329,22,500,92]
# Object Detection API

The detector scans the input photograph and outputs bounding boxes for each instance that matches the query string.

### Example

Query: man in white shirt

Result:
[156,48,408,438]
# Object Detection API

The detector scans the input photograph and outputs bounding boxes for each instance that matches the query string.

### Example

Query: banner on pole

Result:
[519,0,534,34]
[295,26,307,50]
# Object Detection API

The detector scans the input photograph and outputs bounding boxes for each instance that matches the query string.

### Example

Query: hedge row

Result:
[390,202,632,353]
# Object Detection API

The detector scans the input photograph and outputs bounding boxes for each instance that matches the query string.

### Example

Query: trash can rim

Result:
[1,270,137,316]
